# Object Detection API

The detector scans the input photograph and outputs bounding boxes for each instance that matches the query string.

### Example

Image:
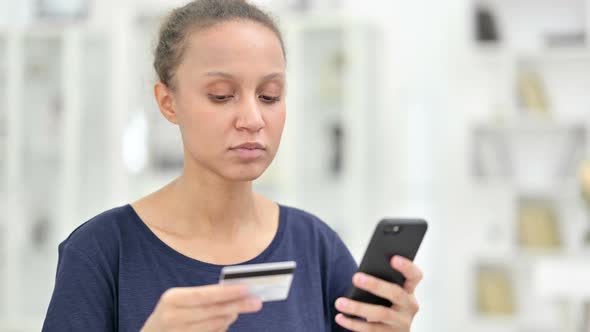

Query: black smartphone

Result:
[347,218,428,308]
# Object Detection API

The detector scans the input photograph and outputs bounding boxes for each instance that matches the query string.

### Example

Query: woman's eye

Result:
[259,95,281,103]
[208,94,233,103]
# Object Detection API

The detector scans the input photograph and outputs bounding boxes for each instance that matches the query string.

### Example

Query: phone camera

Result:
[384,225,401,234]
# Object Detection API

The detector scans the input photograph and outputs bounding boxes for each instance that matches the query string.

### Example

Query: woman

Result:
[42,0,423,331]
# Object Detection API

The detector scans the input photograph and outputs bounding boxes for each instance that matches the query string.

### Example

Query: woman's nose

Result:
[235,96,265,132]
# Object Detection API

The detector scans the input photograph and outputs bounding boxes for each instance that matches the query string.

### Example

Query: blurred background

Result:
[1,0,590,331]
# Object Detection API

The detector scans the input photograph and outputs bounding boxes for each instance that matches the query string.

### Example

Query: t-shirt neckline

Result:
[124,203,288,274]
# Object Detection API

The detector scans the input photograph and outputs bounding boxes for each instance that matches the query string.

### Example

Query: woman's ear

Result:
[154,81,179,125]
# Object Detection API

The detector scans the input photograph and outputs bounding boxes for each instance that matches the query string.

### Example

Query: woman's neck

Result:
[155,164,266,240]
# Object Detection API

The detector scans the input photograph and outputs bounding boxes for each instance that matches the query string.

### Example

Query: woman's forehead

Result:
[182,21,285,70]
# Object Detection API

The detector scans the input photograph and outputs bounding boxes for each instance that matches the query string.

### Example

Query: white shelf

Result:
[519,48,590,62]
[472,120,587,190]
[474,46,590,59]
[533,256,590,299]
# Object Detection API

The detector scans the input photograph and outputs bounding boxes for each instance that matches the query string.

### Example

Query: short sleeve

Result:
[42,243,116,332]
[327,232,358,332]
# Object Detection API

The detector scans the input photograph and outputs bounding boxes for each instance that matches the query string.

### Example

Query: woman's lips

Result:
[229,143,266,160]
[231,147,265,159]
[231,142,265,150]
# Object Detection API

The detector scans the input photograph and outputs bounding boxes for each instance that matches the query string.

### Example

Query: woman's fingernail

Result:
[336,298,349,308]
[394,256,406,267]
[356,273,367,285]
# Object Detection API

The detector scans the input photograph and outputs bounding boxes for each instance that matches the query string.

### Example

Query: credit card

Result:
[219,261,296,302]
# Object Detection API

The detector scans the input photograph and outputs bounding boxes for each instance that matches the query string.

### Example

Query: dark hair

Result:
[154,0,286,90]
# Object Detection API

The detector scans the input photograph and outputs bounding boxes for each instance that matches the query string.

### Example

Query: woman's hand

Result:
[334,256,423,331]
[141,284,262,332]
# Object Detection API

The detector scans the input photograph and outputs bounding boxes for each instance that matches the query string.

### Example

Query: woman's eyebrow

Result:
[261,72,285,81]
[204,71,235,79]
[203,71,284,81]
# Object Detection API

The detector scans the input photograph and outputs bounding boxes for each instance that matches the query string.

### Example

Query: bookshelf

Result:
[275,15,379,256]
[0,27,112,331]
[463,0,590,331]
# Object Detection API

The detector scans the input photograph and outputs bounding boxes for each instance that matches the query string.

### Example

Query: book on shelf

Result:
[475,264,515,316]
[517,67,550,115]
[474,4,500,43]
[580,160,590,207]
[517,197,561,250]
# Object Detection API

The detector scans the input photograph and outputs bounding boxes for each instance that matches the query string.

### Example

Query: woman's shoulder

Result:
[280,204,357,274]
[279,204,341,239]
[59,204,133,255]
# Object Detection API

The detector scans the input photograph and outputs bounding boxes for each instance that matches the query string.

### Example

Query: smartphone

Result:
[347,218,428,308]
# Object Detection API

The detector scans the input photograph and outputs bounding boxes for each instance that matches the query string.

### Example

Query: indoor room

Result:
[1,0,590,331]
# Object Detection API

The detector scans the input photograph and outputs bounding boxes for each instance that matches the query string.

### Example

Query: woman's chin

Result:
[223,165,268,182]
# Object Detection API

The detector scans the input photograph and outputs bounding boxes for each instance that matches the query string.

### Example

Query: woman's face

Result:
[163,20,286,182]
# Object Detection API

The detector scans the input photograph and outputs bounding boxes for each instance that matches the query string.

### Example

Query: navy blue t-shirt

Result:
[42,204,358,331]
